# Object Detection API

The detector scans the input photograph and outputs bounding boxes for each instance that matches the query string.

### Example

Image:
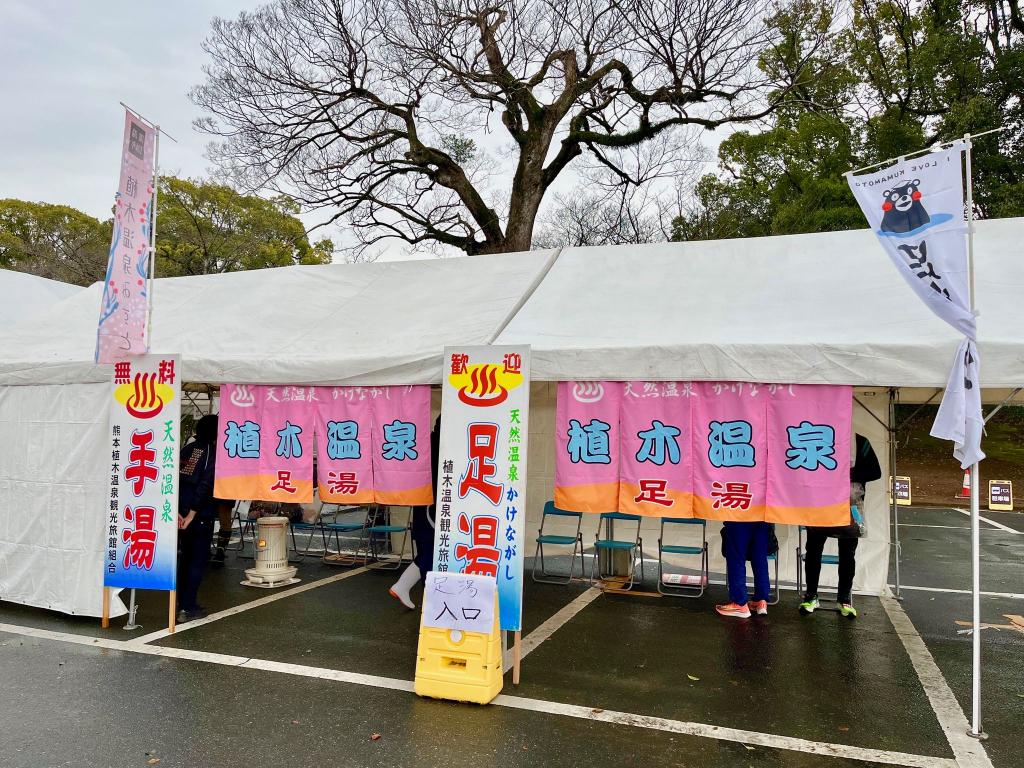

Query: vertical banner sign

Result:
[96,110,156,363]
[314,386,376,504]
[691,382,767,522]
[434,345,530,632]
[619,382,693,518]
[847,145,983,468]
[554,381,622,512]
[215,385,315,503]
[766,384,852,525]
[372,386,434,505]
[104,355,180,590]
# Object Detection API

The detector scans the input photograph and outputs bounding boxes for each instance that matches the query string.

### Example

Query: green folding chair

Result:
[591,512,645,590]
[657,517,709,597]
[532,501,584,584]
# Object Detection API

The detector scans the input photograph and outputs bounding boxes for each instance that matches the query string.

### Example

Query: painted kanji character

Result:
[566,418,611,464]
[381,420,417,460]
[785,421,837,471]
[326,420,361,460]
[636,420,682,465]
[224,420,261,459]
[708,420,755,468]
[275,421,303,459]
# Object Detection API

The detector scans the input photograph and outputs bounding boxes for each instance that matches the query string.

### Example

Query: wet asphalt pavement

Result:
[0,507,1019,768]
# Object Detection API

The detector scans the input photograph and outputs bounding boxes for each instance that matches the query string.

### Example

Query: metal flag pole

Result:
[123,588,141,631]
[145,127,160,350]
[963,133,986,741]
[888,388,901,600]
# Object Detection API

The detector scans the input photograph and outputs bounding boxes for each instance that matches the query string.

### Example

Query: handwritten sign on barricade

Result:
[554,381,622,512]
[555,381,852,525]
[422,572,496,634]
[215,385,315,503]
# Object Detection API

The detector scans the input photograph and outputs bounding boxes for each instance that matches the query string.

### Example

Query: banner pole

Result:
[144,128,160,350]
[101,586,110,629]
[513,629,522,684]
[964,133,986,740]
[888,389,901,600]
[168,590,176,633]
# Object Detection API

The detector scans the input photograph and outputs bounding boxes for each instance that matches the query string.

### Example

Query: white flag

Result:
[847,143,984,468]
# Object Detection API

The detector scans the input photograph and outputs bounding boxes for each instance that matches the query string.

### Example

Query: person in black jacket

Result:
[177,414,228,622]
[799,434,882,619]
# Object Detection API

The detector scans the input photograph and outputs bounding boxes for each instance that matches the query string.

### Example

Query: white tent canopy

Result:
[0,269,82,330]
[0,218,1021,388]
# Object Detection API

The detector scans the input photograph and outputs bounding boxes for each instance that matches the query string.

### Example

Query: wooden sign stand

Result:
[100,586,176,633]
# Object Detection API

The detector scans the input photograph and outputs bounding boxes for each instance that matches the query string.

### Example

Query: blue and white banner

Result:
[104,355,180,590]
[848,144,984,467]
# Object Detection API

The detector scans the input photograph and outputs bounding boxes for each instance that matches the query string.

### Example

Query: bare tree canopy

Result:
[193,0,816,255]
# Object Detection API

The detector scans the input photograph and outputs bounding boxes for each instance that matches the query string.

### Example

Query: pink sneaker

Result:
[749,600,768,616]
[715,602,751,618]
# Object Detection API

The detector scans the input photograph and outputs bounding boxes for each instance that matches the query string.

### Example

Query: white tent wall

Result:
[0,383,126,617]
[523,384,892,596]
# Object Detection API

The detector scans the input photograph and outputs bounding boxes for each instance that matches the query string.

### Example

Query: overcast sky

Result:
[0,1,263,218]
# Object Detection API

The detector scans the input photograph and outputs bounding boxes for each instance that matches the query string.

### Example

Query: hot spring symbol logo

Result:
[114,372,175,419]
[449,363,524,407]
[878,179,953,238]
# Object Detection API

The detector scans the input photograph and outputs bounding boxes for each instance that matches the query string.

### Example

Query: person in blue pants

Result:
[716,521,771,618]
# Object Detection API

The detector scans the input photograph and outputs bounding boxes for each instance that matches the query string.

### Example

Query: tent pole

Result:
[888,388,901,600]
[964,134,986,740]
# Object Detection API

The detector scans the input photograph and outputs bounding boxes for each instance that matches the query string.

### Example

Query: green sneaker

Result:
[839,603,858,620]
[798,597,820,615]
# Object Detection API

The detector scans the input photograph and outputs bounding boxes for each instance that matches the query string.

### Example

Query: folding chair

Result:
[796,525,845,604]
[322,505,371,565]
[229,500,252,552]
[532,501,584,584]
[359,504,411,570]
[657,517,708,597]
[591,512,645,590]
[289,501,334,561]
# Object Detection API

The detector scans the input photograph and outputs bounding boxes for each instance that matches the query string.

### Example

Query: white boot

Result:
[389,563,421,610]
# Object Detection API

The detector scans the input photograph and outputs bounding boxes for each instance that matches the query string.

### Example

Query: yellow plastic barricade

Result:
[414,588,502,704]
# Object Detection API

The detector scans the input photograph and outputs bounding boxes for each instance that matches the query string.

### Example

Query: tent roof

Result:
[0,219,1021,388]
[498,217,1024,387]
[0,270,82,329]
[0,250,557,386]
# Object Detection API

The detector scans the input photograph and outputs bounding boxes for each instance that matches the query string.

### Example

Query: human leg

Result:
[179,519,214,615]
[837,536,859,605]
[750,523,771,603]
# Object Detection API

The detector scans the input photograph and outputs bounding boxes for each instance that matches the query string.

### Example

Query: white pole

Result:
[145,127,160,350]
[964,133,986,740]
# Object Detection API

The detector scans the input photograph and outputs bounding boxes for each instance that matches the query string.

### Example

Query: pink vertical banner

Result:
[371,385,433,505]
[691,382,767,521]
[314,387,375,504]
[96,110,156,363]
[619,382,694,518]
[554,381,623,512]
[214,385,314,502]
[766,384,852,526]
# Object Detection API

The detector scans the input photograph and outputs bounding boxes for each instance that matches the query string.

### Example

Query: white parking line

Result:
[518,586,601,661]
[954,509,1022,534]
[880,596,994,768]
[131,565,371,644]
[0,621,955,768]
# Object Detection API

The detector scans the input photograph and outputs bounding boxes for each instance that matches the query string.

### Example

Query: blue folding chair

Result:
[657,518,708,597]
[591,512,645,590]
[358,504,411,570]
[532,501,584,584]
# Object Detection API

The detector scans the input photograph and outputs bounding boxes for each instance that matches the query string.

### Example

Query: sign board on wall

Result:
[104,355,180,590]
[433,345,530,632]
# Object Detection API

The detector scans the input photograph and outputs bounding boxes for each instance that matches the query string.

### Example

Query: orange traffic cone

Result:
[955,468,971,499]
